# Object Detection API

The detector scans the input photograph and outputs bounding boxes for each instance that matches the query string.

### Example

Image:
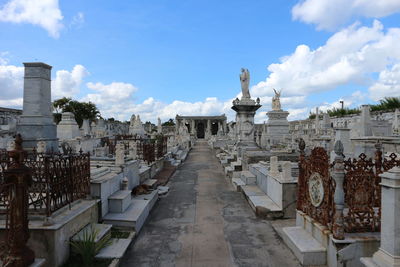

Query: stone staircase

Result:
[103,190,158,232]
[280,211,328,266]
[71,222,134,262]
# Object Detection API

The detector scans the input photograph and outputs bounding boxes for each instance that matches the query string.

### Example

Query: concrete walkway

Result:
[121,141,300,267]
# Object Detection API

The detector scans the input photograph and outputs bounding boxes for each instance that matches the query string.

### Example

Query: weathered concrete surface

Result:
[121,141,300,267]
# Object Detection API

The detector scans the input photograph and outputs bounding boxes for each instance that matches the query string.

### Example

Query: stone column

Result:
[360,104,372,136]
[191,120,195,135]
[332,140,345,240]
[17,62,58,151]
[222,119,227,134]
[115,143,125,165]
[362,167,400,267]
[270,156,279,177]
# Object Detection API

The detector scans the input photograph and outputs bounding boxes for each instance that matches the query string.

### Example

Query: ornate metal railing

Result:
[297,139,335,227]
[114,135,167,163]
[0,149,91,217]
[343,153,380,232]
[297,140,400,237]
[143,143,155,164]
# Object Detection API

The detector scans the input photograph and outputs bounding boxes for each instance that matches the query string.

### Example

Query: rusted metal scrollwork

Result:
[297,140,335,227]
[343,152,380,232]
[0,143,91,217]
[382,152,400,171]
[143,143,155,164]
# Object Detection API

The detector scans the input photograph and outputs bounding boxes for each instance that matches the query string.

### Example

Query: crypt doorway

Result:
[211,122,218,135]
[197,122,205,139]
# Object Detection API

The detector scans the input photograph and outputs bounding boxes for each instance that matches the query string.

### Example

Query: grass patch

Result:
[111,229,131,239]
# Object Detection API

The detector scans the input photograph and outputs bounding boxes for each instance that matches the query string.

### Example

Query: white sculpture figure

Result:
[130,114,136,127]
[179,119,189,136]
[36,141,47,153]
[272,88,281,111]
[7,140,15,151]
[240,68,251,99]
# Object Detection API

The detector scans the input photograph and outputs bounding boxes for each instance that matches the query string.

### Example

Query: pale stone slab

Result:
[247,195,281,212]
[144,179,157,187]
[108,190,132,213]
[95,238,132,259]
[231,178,245,191]
[103,190,158,232]
[72,223,112,243]
[282,226,327,266]
[240,185,265,196]
[240,170,256,185]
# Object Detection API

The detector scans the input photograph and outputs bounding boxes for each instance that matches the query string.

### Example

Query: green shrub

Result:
[70,226,112,267]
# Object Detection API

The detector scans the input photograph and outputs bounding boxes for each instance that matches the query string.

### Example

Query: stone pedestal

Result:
[265,109,289,146]
[57,112,81,140]
[362,167,400,267]
[231,98,261,151]
[17,62,58,152]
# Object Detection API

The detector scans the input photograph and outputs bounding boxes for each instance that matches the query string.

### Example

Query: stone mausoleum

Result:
[175,115,227,139]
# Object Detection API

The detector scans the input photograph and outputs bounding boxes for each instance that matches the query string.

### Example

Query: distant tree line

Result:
[162,118,175,126]
[53,97,100,127]
[309,97,400,119]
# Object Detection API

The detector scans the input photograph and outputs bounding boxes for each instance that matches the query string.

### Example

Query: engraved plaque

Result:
[308,172,324,207]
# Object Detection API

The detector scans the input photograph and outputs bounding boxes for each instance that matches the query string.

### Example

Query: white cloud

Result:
[86,82,138,103]
[292,0,400,31]
[70,12,84,28]
[52,65,88,99]
[0,0,63,38]
[369,64,400,101]
[0,98,22,108]
[0,55,23,105]
[252,21,400,102]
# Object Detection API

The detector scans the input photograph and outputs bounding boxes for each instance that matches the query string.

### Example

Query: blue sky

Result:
[1,0,400,122]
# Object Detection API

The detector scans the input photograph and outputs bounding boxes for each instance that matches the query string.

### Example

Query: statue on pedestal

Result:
[240,68,251,99]
[129,114,136,127]
[272,88,282,111]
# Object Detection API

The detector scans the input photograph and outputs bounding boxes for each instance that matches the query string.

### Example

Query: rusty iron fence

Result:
[0,149,91,217]
[113,135,168,164]
[296,139,335,227]
[297,140,400,235]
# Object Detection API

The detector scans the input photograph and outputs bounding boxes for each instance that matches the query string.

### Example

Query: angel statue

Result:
[272,88,282,111]
[240,68,251,99]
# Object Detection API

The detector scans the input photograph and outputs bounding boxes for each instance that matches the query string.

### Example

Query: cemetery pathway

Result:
[121,140,300,267]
